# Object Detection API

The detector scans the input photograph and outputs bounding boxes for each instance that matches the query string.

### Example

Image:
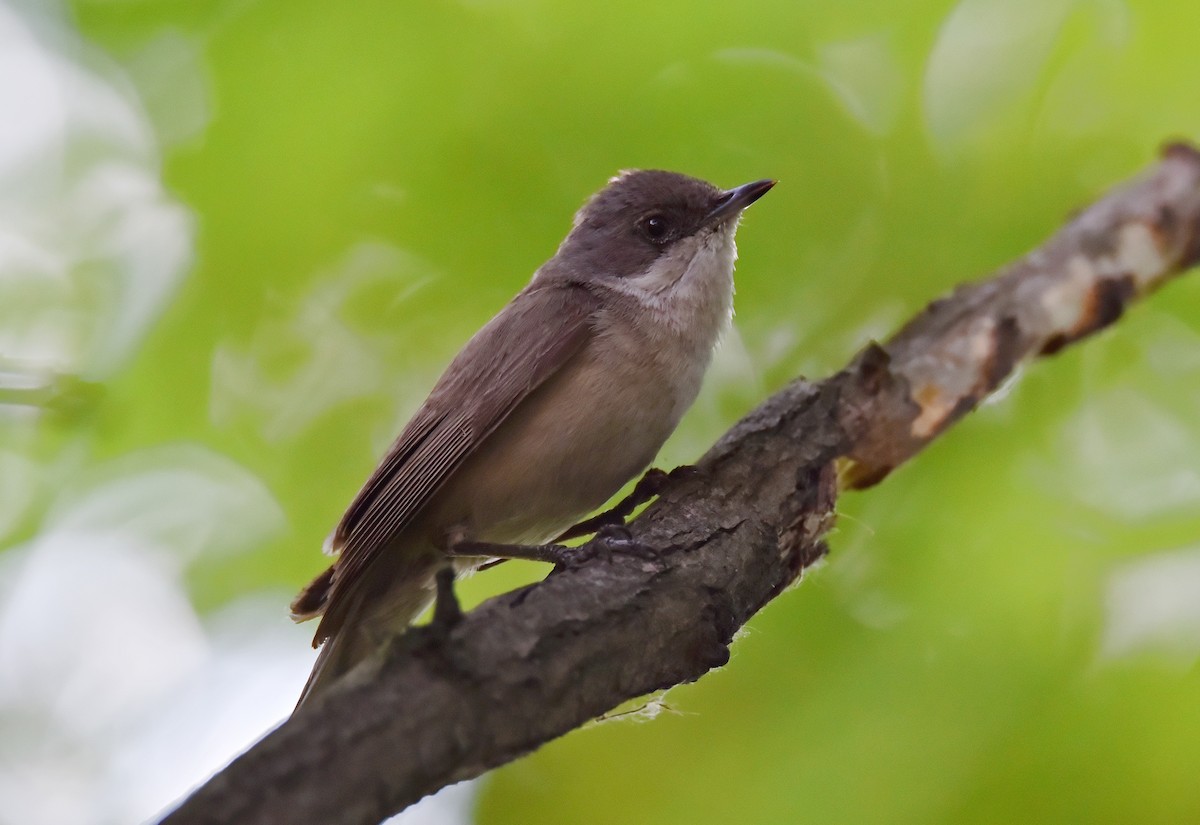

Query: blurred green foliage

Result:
[37,0,1200,821]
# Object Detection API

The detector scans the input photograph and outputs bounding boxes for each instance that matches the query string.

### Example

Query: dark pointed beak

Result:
[705,178,776,225]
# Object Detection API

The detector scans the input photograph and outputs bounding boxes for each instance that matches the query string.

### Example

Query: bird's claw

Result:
[595,524,662,563]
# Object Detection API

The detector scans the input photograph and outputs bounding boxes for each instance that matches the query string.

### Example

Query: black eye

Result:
[640,214,670,243]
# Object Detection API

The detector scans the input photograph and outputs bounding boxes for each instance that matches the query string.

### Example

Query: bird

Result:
[290,169,774,709]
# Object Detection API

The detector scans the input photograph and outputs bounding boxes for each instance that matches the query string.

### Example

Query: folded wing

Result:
[307,281,598,644]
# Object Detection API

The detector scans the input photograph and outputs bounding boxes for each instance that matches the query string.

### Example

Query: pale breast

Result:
[426,337,686,545]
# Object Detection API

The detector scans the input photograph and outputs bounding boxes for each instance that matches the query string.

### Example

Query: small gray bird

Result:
[291,170,774,708]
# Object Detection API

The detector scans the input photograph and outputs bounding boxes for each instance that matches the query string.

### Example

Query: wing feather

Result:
[312,281,597,642]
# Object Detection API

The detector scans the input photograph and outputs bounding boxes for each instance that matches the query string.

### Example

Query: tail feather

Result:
[292,562,439,712]
[294,621,364,710]
[290,565,335,623]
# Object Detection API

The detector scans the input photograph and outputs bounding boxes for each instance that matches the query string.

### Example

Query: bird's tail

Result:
[293,617,366,711]
[291,561,438,712]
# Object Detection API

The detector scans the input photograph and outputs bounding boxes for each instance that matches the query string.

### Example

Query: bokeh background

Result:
[3,0,1200,823]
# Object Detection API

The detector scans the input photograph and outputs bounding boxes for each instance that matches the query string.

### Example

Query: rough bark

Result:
[161,143,1200,825]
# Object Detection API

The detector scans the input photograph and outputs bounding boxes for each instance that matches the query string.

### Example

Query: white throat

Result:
[619,224,739,343]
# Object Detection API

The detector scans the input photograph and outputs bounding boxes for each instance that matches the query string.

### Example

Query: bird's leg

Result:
[447,539,584,567]
[554,465,699,543]
[431,565,463,628]
[448,527,664,572]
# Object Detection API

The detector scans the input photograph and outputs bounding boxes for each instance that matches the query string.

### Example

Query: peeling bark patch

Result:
[910,382,954,439]
[905,316,1009,439]
[1038,255,1094,343]
[1116,223,1166,288]
[1086,274,1136,330]
[837,345,923,489]
[1040,274,1135,355]
[980,316,1021,392]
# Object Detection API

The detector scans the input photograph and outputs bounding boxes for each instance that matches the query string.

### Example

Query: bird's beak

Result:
[704,179,776,225]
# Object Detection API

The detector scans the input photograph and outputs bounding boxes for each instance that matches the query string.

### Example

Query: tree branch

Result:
[162,143,1200,825]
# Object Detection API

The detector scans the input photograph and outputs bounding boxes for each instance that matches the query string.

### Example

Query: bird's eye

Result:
[640,214,670,243]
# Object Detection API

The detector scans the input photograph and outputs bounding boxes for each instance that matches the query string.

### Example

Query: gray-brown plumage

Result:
[291,170,773,709]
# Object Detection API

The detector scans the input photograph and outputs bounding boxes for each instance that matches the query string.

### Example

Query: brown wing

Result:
[311,281,598,642]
